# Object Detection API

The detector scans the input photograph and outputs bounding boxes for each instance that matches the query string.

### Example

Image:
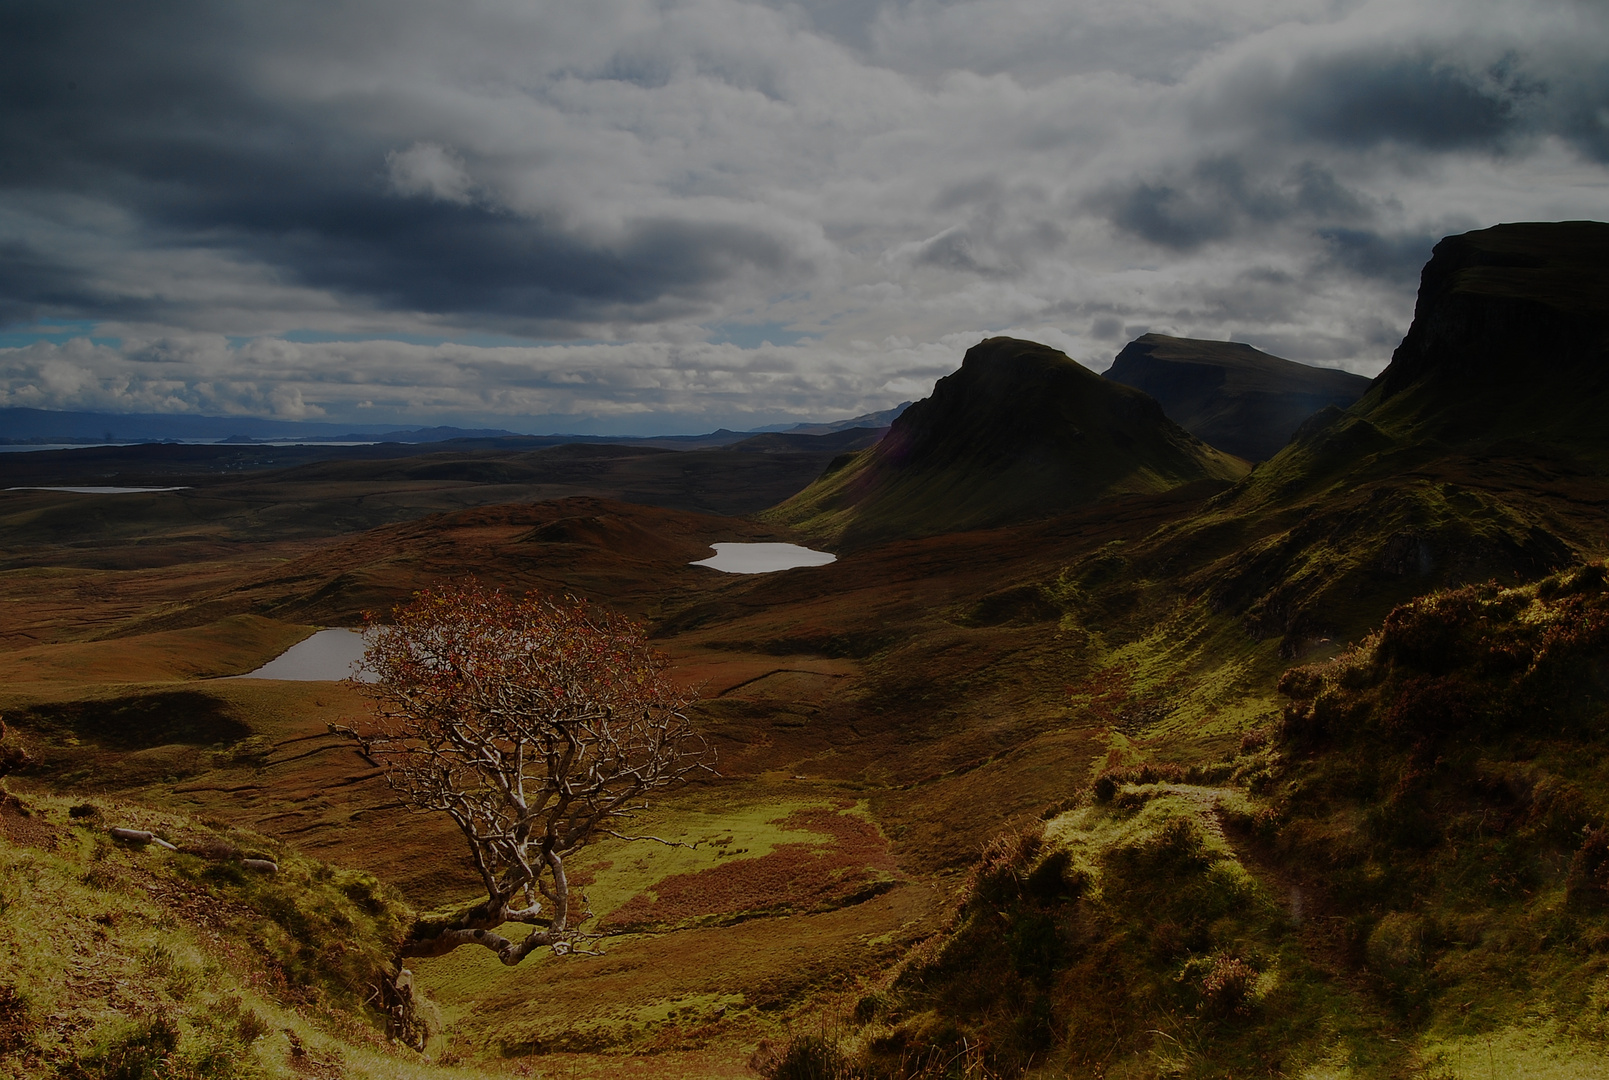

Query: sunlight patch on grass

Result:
[0,792,516,1080]
[414,796,891,1008]
[1418,1023,1609,1079]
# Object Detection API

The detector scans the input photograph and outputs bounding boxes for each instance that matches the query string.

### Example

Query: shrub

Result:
[1380,674,1478,738]
[1092,761,1186,803]
[79,1014,180,1080]
[1023,849,1084,902]
[1197,953,1261,1018]
[1131,816,1214,877]
[966,829,1043,907]
[1567,825,1609,907]
[1375,587,1488,674]
[754,1032,862,1080]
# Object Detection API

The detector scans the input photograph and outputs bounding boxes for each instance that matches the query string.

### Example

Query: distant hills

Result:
[1104,334,1371,462]
[765,337,1248,547]
[0,403,907,449]
[0,408,524,445]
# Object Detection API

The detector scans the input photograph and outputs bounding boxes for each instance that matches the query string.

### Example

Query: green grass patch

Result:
[0,792,507,1079]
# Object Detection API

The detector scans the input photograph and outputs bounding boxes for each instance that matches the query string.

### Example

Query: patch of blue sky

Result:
[0,319,121,349]
[705,321,809,349]
[229,329,614,349]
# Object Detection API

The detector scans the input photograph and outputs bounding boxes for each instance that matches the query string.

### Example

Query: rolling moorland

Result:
[1,220,1608,1079]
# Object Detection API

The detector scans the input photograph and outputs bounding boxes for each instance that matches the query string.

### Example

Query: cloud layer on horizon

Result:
[1,0,1605,429]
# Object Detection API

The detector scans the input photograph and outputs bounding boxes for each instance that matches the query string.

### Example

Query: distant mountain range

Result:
[1104,334,1371,462]
[0,403,909,448]
[0,408,520,445]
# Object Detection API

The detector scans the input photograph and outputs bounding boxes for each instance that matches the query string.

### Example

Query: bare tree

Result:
[334,581,711,971]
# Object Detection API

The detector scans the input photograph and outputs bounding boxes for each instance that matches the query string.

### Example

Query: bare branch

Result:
[331,580,714,965]
[601,830,701,850]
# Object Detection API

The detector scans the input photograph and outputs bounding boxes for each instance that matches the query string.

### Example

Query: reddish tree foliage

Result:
[335,581,712,966]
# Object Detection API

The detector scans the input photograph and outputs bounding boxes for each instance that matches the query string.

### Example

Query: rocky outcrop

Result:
[1372,220,1609,401]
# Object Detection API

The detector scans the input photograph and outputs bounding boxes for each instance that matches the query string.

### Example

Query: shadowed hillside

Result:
[1051,221,1609,662]
[765,337,1247,548]
[1104,334,1371,461]
[6,222,1609,1080]
[782,562,1609,1079]
[1359,219,1609,453]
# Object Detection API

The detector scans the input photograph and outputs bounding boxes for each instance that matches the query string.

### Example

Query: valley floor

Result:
[4,472,1609,1078]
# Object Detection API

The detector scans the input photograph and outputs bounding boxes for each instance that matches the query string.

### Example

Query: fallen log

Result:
[109,827,178,850]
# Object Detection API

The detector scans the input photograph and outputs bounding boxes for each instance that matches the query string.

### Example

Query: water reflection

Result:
[692,542,836,574]
[6,486,189,493]
[238,628,376,681]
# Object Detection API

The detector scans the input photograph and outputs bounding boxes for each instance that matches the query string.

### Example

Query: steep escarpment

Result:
[1359,220,1609,454]
[1056,221,1609,659]
[1105,334,1371,461]
[766,337,1247,548]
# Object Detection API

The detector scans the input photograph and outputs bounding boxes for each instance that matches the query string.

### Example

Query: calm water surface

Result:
[239,628,376,681]
[692,542,836,574]
[7,486,189,493]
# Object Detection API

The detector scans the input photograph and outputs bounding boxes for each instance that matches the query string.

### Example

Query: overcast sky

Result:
[1,0,1605,432]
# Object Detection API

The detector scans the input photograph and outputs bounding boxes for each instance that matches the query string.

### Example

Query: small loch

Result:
[7,486,190,493]
[237,628,376,682]
[692,542,836,574]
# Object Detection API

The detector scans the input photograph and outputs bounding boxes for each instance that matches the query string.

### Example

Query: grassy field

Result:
[6,223,1609,1077]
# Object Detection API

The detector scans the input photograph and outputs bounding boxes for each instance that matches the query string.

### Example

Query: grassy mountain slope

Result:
[1104,333,1371,462]
[765,338,1247,548]
[1058,222,1609,663]
[1359,220,1609,457]
[783,562,1609,1079]
[0,790,456,1079]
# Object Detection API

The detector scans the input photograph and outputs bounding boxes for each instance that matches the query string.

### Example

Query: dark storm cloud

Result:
[1317,228,1444,285]
[1224,40,1609,161]
[0,242,157,326]
[152,188,798,326]
[0,1,805,332]
[1,0,1606,427]
[1279,50,1526,150]
[1102,159,1373,252]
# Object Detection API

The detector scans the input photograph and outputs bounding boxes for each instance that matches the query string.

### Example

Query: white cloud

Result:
[386,142,477,204]
[0,0,1605,427]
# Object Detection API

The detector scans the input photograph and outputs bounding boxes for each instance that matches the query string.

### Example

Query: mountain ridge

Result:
[1104,333,1372,461]
[765,336,1248,547]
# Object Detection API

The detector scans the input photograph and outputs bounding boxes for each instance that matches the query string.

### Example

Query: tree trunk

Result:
[380,966,431,1050]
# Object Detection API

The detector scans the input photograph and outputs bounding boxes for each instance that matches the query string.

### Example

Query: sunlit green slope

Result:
[766,337,1248,548]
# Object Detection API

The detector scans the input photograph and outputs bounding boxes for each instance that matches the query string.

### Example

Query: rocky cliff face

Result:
[1164,220,1609,653]
[1105,334,1371,462]
[1371,221,1609,409]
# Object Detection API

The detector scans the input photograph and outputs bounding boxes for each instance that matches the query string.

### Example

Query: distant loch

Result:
[237,628,376,682]
[692,542,836,574]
